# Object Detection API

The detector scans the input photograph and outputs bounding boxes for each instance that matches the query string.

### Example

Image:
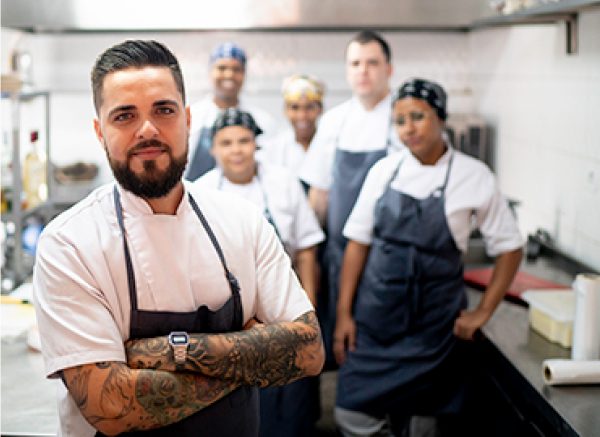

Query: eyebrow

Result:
[154,99,179,107]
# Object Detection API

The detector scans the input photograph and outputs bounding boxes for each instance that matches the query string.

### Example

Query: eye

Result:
[410,111,425,121]
[394,116,405,126]
[289,104,300,111]
[113,112,134,123]
[156,106,176,116]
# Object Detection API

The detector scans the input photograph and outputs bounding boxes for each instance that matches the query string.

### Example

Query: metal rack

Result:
[1,90,52,292]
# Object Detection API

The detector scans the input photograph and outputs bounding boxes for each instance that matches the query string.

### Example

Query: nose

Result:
[136,118,159,139]
[222,67,234,78]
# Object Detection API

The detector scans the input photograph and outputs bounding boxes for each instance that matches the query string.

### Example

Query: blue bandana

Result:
[211,108,263,139]
[209,42,247,67]
[393,78,447,121]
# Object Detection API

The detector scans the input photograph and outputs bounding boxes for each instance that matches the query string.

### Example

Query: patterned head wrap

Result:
[393,78,447,121]
[211,108,263,139]
[209,42,247,67]
[281,74,325,103]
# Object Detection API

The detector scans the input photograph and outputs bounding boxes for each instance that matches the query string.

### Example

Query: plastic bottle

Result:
[22,130,47,209]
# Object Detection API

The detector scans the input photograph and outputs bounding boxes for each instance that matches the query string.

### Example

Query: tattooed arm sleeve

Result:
[127,310,324,387]
[61,361,239,435]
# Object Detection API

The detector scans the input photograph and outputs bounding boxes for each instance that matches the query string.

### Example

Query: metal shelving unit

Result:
[1,90,51,291]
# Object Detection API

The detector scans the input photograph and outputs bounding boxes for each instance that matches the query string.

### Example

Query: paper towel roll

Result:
[571,273,600,360]
[543,359,600,385]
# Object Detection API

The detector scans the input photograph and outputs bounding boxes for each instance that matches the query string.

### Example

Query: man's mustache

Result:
[128,140,170,157]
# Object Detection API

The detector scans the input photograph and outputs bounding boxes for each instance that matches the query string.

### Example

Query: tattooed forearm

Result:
[127,310,324,387]
[62,361,238,435]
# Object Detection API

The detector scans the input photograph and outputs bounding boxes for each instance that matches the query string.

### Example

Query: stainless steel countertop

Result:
[469,289,600,437]
[1,338,58,436]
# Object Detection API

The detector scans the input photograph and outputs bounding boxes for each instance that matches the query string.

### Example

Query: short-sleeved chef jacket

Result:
[195,162,325,259]
[298,94,403,190]
[344,148,524,256]
[33,181,313,436]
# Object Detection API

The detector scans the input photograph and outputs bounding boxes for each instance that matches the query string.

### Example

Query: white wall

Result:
[2,9,599,270]
[469,7,600,270]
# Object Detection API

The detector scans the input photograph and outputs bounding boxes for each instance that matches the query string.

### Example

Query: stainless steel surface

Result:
[1,0,491,32]
[1,339,58,436]
[469,289,600,437]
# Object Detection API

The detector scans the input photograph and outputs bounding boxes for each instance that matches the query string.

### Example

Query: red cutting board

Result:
[464,268,569,303]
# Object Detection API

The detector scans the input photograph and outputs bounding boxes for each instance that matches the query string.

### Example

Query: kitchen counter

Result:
[469,288,600,437]
[1,338,58,436]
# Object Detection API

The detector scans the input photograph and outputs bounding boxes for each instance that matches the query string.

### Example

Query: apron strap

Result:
[187,193,242,294]
[113,186,139,312]
[255,165,283,241]
[439,149,455,194]
[218,167,283,242]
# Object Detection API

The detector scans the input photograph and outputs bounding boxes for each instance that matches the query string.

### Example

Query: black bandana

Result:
[393,78,447,121]
[211,108,263,138]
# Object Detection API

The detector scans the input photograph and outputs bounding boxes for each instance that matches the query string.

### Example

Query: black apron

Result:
[186,127,215,181]
[100,186,259,436]
[336,153,468,417]
[322,145,386,368]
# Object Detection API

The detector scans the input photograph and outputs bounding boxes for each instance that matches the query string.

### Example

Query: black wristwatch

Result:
[168,331,190,365]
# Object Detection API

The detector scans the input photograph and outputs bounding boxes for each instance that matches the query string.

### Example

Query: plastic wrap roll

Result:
[571,273,600,360]
[543,359,600,386]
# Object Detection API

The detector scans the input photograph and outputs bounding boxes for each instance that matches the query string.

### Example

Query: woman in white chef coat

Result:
[194,108,324,437]
[259,74,325,189]
[333,78,524,436]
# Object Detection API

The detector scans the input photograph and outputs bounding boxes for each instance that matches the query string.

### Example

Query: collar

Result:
[404,144,454,168]
[351,92,392,114]
[116,181,190,217]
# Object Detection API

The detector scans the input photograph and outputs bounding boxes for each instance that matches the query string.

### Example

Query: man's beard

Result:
[106,140,188,198]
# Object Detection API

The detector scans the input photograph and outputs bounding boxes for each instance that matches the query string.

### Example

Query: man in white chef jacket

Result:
[186,42,279,180]
[32,39,324,437]
[298,30,403,366]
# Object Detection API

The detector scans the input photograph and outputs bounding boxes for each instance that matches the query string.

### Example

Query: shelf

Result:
[475,0,599,25]
[472,0,600,54]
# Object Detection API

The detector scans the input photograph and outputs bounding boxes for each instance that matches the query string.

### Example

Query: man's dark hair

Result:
[91,40,186,113]
[346,30,392,63]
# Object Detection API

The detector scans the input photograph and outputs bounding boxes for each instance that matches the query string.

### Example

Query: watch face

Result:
[169,332,189,345]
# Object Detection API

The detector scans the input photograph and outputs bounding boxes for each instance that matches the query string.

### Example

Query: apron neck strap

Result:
[113,186,139,310]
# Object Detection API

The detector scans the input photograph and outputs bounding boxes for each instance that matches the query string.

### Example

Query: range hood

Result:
[1,0,492,32]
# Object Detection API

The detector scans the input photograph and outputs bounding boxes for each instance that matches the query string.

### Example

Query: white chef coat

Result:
[188,95,279,163]
[33,180,313,437]
[344,147,524,257]
[257,128,308,181]
[195,162,325,259]
[299,93,403,190]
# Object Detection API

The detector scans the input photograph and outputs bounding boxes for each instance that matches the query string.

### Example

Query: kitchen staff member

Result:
[195,108,325,437]
[298,30,402,366]
[33,40,324,437]
[186,42,278,180]
[333,78,523,436]
[259,74,325,189]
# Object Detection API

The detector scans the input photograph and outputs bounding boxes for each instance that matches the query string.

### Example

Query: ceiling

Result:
[1,0,494,32]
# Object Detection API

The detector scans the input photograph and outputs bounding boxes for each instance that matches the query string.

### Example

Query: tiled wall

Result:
[2,6,599,270]
[469,7,600,270]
